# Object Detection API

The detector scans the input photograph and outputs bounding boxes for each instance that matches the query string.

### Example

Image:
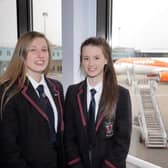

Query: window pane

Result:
[0,0,17,76]
[112,0,168,58]
[33,0,62,81]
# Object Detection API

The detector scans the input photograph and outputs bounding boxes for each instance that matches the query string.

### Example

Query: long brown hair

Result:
[0,31,52,117]
[80,37,118,120]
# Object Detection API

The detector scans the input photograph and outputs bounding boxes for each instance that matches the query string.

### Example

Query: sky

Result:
[112,0,168,52]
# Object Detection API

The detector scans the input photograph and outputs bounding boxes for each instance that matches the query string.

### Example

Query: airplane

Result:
[113,57,168,83]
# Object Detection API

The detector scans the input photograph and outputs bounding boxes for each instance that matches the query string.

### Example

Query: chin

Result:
[88,74,97,78]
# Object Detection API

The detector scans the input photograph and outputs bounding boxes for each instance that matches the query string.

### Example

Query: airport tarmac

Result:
[117,74,168,168]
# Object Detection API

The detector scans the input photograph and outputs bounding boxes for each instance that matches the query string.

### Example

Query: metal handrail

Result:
[150,88,167,141]
[137,89,148,143]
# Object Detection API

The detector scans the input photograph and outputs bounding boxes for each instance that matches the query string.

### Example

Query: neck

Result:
[34,74,42,82]
[88,76,102,87]
[27,72,43,83]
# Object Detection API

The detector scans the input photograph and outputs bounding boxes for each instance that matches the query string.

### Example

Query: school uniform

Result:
[64,79,132,168]
[0,76,64,168]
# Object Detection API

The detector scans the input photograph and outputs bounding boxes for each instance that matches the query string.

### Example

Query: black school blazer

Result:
[0,77,64,168]
[64,80,132,168]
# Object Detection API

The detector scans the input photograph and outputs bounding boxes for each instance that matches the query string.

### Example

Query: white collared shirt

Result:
[26,74,58,132]
[87,79,103,121]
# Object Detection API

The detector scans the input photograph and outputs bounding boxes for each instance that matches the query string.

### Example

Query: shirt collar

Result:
[26,73,46,90]
[87,78,103,95]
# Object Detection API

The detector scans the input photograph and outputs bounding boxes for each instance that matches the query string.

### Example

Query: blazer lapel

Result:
[21,82,49,122]
[96,110,105,132]
[95,97,106,133]
[76,81,87,128]
[46,78,64,132]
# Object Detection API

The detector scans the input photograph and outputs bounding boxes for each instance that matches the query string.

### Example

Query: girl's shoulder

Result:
[46,77,63,89]
[67,80,86,91]
[118,85,130,95]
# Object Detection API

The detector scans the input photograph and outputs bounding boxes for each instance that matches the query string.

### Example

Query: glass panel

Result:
[112,1,168,168]
[0,0,17,76]
[112,0,168,58]
[33,0,62,81]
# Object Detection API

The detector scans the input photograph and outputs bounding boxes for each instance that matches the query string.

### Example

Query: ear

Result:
[105,58,108,65]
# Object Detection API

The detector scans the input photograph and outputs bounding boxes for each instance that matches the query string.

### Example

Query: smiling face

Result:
[81,45,107,84]
[25,37,49,81]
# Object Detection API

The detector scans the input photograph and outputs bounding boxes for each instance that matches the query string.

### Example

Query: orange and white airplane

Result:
[114,57,168,82]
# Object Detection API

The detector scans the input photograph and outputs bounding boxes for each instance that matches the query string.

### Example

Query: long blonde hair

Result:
[0,31,52,117]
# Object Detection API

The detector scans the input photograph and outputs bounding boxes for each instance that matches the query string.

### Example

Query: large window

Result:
[0,0,17,76]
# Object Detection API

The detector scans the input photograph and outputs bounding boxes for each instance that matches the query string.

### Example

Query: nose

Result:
[36,50,43,57]
[88,58,94,65]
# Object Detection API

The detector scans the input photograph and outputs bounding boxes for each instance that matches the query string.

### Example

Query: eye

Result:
[42,48,48,52]
[95,56,100,60]
[29,48,37,52]
[82,56,89,61]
